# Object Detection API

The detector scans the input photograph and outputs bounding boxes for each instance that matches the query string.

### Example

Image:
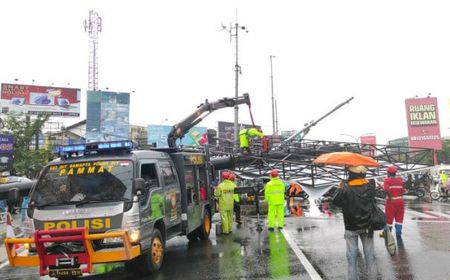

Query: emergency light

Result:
[56,140,133,158]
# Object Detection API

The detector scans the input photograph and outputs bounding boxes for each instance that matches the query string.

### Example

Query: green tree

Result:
[3,113,52,178]
[437,139,450,164]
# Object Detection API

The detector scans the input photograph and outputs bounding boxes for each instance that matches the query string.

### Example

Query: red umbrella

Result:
[313,151,380,167]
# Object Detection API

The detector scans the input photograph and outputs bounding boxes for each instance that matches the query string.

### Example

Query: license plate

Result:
[49,268,82,278]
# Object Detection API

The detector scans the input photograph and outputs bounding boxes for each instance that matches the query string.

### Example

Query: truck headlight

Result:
[128,229,140,243]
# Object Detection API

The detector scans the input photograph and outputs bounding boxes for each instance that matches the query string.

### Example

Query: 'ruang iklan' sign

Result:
[1,83,81,117]
[405,97,442,150]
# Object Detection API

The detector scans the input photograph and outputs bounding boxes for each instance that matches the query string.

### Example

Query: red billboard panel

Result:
[405,97,442,150]
[360,135,377,157]
[1,83,80,117]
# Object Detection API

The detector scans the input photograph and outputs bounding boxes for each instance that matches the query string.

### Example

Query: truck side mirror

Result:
[134,178,146,196]
[8,187,19,205]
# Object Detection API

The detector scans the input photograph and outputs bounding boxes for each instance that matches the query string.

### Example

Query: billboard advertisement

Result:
[360,135,377,157]
[86,91,130,142]
[405,97,442,150]
[1,83,80,116]
[0,134,14,171]
[217,121,260,146]
[147,125,208,148]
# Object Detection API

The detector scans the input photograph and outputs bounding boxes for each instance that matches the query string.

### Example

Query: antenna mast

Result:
[84,10,102,91]
[221,14,248,147]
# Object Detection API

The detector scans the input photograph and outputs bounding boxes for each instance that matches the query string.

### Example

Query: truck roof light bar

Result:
[56,140,133,158]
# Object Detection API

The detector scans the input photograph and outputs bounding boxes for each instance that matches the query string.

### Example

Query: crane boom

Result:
[167,93,251,148]
[281,96,354,145]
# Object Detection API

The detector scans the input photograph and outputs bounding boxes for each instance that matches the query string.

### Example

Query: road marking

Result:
[281,229,323,280]
[0,247,25,269]
[405,209,436,219]
[0,260,9,269]
[426,211,450,219]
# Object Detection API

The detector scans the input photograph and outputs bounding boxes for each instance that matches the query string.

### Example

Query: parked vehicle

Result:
[430,182,448,200]
[431,166,450,201]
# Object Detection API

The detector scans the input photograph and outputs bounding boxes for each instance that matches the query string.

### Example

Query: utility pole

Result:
[84,10,102,91]
[270,53,276,135]
[275,99,279,135]
[221,17,248,147]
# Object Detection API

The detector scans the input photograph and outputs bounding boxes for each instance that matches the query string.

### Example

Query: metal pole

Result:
[234,23,239,148]
[275,99,279,135]
[270,54,276,135]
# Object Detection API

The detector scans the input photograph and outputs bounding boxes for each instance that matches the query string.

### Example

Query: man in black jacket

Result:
[333,165,377,280]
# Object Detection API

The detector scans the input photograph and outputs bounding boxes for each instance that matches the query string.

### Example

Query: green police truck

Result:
[5,94,251,278]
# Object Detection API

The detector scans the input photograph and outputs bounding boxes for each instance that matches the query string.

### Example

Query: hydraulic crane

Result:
[167,93,252,148]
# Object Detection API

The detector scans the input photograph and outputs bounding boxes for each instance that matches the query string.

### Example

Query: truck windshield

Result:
[31,160,133,207]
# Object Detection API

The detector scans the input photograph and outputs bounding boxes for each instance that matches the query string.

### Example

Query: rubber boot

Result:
[395,224,402,237]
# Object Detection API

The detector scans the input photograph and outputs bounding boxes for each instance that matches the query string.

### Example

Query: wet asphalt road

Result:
[1,197,449,280]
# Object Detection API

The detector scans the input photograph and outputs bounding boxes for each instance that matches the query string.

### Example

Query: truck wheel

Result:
[135,228,165,274]
[198,209,211,240]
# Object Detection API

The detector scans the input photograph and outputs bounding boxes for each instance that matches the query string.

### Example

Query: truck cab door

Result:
[138,162,164,222]
[159,161,182,228]
[184,166,202,232]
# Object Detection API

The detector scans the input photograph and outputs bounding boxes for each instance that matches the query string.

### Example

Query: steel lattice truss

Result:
[208,138,435,187]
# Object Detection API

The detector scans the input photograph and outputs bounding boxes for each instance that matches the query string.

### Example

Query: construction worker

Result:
[265,170,286,230]
[229,173,242,225]
[239,127,265,154]
[380,165,405,237]
[440,170,448,187]
[214,172,236,235]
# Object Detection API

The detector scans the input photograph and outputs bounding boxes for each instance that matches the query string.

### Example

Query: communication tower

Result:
[84,10,102,91]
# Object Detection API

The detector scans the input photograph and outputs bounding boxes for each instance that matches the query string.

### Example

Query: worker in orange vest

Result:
[287,181,303,217]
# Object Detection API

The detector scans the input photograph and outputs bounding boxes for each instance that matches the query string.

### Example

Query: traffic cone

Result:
[6,212,20,250]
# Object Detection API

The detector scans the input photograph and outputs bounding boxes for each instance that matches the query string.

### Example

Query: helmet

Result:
[387,166,397,174]
[348,165,367,174]
[222,172,230,180]
[228,173,236,181]
[270,170,279,177]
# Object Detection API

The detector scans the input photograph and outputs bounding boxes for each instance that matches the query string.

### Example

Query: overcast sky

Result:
[0,0,449,144]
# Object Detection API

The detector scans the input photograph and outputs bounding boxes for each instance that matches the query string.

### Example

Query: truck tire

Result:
[134,228,165,274]
[197,209,211,240]
[187,229,198,241]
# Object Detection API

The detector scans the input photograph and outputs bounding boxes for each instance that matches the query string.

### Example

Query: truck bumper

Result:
[4,227,141,276]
